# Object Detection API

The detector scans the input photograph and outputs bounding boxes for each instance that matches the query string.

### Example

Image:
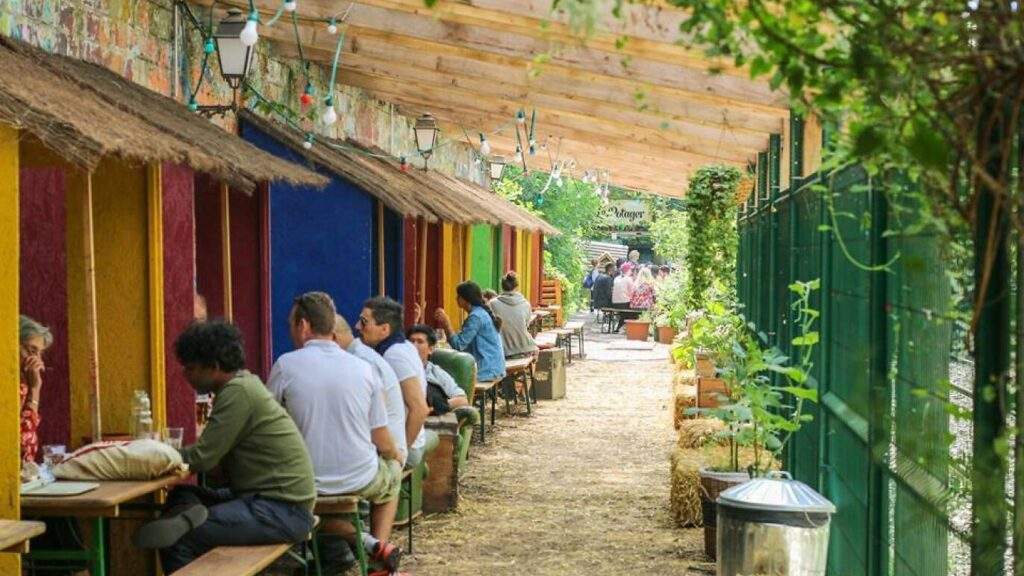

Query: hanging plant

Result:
[684,165,742,312]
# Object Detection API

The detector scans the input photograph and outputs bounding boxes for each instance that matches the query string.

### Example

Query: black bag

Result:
[426,382,451,416]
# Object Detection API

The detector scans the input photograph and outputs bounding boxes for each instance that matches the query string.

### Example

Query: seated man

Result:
[357,296,432,468]
[406,323,470,413]
[269,292,404,574]
[134,321,316,575]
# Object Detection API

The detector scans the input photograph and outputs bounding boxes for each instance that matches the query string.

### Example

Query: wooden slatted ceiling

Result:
[190,0,787,197]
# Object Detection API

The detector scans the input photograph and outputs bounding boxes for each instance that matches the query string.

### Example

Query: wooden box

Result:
[534,347,566,400]
[697,377,729,408]
[422,413,460,514]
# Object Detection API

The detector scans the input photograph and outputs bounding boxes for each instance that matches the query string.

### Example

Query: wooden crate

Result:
[697,377,729,408]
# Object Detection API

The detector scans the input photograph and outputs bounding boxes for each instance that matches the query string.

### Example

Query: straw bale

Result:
[677,418,726,449]
[669,446,766,528]
[672,369,698,429]
[0,36,325,192]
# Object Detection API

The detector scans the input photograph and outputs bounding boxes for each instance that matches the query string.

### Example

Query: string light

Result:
[327,18,338,34]
[321,97,338,125]
[479,134,491,156]
[302,134,314,149]
[284,0,297,12]
[400,157,409,172]
[240,10,259,46]
[300,83,314,108]
[516,110,526,124]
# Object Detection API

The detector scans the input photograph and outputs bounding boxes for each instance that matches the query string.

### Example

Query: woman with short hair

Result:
[19,315,53,463]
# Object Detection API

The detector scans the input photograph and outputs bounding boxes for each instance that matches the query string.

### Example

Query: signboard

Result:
[603,199,650,228]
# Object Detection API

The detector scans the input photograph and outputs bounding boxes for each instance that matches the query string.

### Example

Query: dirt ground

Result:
[401,316,705,575]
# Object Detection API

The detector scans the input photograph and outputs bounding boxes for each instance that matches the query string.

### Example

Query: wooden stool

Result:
[563,320,585,359]
[314,495,369,576]
[504,356,537,414]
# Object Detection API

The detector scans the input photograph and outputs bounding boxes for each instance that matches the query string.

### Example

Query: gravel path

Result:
[403,316,701,575]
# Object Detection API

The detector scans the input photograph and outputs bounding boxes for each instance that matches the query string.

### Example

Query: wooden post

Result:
[377,201,386,296]
[0,124,21,575]
[418,218,427,310]
[82,170,102,442]
[219,183,233,321]
[147,163,167,433]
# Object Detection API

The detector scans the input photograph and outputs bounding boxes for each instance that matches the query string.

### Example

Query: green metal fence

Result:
[736,125,967,576]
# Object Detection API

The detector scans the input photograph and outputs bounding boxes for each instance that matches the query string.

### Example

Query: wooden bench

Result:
[474,379,499,443]
[563,320,585,359]
[175,543,293,576]
[551,327,575,364]
[504,356,537,415]
[314,495,369,576]
[599,307,620,333]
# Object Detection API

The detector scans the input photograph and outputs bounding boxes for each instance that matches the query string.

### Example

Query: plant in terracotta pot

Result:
[623,310,652,341]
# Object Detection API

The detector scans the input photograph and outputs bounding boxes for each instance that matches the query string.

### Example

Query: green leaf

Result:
[852,124,883,157]
[908,119,951,170]
[791,332,819,346]
[782,386,819,402]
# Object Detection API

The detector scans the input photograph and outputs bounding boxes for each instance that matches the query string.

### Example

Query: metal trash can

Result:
[716,471,835,576]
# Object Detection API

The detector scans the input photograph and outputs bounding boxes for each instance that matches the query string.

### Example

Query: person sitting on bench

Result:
[269,292,405,575]
[434,281,506,383]
[406,323,471,414]
[134,321,316,575]
[592,262,615,312]
[489,271,538,360]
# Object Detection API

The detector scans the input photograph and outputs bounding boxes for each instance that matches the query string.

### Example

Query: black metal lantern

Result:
[414,113,439,159]
[214,9,255,90]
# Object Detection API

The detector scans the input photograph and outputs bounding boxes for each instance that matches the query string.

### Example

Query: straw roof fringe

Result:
[239,111,559,235]
[0,36,325,192]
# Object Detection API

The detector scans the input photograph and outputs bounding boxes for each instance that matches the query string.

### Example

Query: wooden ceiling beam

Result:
[197,0,787,110]
[268,32,786,135]
[335,71,758,163]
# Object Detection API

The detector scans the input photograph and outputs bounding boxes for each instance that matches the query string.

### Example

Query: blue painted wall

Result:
[241,121,374,360]
[371,203,405,301]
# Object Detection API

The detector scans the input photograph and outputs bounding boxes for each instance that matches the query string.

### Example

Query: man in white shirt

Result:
[267,292,403,574]
[331,314,407,465]
[356,297,432,467]
[611,263,636,332]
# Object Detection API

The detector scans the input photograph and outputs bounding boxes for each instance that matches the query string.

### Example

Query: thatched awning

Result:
[238,110,559,235]
[0,36,326,192]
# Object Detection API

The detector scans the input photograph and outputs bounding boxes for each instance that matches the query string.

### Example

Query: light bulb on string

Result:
[516,110,526,124]
[302,134,314,150]
[528,143,536,156]
[203,38,215,54]
[479,134,491,156]
[400,157,409,172]
[321,98,338,126]
[187,97,198,112]
[284,0,297,12]
[327,19,338,34]
[300,84,314,109]
[240,11,259,47]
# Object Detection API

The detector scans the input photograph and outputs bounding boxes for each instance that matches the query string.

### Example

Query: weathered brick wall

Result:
[0,0,486,184]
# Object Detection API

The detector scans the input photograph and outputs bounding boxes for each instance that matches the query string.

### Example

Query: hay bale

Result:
[668,446,767,528]
[677,418,725,449]
[673,385,697,430]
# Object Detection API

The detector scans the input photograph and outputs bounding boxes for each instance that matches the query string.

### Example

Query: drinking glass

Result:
[42,444,66,468]
[163,427,184,450]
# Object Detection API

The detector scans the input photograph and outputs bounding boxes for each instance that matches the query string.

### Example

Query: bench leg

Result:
[523,371,532,415]
[476,395,486,444]
[311,531,323,576]
[490,388,497,425]
[352,512,369,576]
[407,478,414,555]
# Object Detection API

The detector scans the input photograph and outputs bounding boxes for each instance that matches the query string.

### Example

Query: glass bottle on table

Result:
[135,390,153,440]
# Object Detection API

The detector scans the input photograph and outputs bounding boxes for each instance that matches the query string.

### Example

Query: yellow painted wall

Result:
[515,229,532,303]
[68,159,151,443]
[441,223,469,330]
[0,125,21,574]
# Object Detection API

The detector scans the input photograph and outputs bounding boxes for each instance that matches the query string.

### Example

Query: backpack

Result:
[583,271,595,289]
[426,382,452,416]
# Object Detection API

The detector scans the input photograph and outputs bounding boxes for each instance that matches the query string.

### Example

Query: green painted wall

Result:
[470,224,499,291]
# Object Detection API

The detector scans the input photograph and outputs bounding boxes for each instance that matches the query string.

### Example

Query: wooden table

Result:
[0,519,46,553]
[22,472,188,576]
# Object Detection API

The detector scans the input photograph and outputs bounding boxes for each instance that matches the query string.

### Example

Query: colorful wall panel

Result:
[2,126,22,574]
[241,123,374,362]
[228,186,269,377]
[470,224,499,291]
[18,140,70,449]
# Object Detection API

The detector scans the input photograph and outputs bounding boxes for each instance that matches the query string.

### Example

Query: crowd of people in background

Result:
[585,249,674,333]
[18,271,538,574]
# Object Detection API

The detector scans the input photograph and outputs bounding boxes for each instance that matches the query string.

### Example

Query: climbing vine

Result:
[684,165,741,311]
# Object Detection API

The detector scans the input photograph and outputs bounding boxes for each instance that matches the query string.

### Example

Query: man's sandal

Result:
[372,540,402,573]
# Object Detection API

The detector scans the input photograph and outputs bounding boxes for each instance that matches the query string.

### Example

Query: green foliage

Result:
[684,165,741,311]
[649,209,688,265]
[652,273,687,329]
[495,166,603,314]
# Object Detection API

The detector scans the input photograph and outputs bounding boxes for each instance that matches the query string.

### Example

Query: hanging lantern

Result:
[489,155,507,180]
[214,9,256,89]
[414,113,439,159]
[479,134,491,156]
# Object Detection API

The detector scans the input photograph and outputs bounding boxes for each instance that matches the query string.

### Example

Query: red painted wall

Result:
[19,167,70,448]
[531,232,544,307]
[229,188,268,380]
[425,222,443,327]
[502,225,514,274]
[194,175,225,320]
[161,164,198,443]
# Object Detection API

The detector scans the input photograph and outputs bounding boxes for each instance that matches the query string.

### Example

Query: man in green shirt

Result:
[134,321,316,574]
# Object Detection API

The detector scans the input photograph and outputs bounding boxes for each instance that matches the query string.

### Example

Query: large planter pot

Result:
[624,319,651,341]
[656,325,677,344]
[694,351,715,378]
[699,468,750,561]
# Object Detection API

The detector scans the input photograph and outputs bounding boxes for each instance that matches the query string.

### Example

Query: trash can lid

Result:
[718,471,836,514]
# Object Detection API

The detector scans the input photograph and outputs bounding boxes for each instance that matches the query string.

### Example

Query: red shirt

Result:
[20,382,40,463]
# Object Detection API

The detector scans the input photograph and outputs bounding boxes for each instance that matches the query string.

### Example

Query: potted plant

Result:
[623,310,652,341]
